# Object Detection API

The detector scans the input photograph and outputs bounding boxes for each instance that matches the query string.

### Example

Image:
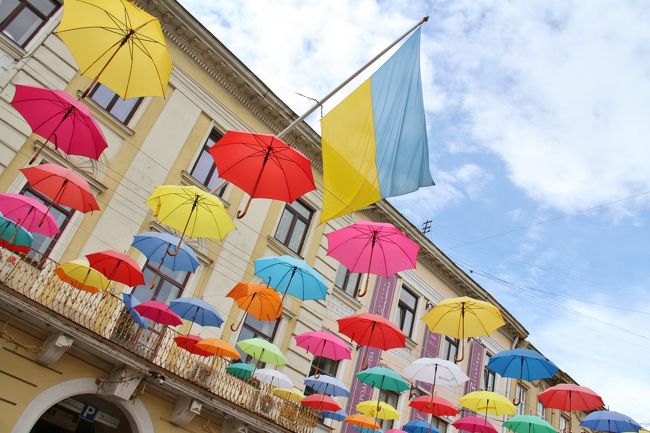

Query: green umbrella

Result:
[226,362,255,379]
[355,366,409,392]
[505,415,558,433]
[236,337,287,366]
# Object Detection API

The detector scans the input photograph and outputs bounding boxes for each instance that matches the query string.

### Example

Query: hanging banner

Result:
[409,327,443,421]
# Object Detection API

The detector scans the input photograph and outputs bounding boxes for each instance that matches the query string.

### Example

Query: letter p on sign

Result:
[80,404,98,422]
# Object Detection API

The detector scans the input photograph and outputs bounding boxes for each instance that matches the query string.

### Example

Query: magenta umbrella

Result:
[325,220,419,297]
[0,193,59,236]
[452,416,499,433]
[295,330,351,376]
[11,84,108,163]
[134,301,182,326]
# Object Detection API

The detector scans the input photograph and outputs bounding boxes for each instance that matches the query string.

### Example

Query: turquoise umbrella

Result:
[226,362,255,379]
[505,415,558,433]
[356,367,410,392]
[0,213,33,251]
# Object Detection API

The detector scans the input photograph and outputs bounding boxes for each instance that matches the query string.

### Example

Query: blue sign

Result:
[80,403,98,422]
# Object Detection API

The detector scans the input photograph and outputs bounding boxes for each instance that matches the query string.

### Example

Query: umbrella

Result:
[386,430,408,433]
[209,131,316,218]
[253,368,292,388]
[345,414,382,430]
[194,338,240,360]
[352,427,383,433]
[122,293,148,329]
[409,395,458,417]
[174,335,213,357]
[421,296,505,362]
[301,394,341,412]
[169,297,224,331]
[226,282,282,331]
[0,213,33,252]
[453,416,498,433]
[325,220,419,297]
[295,330,352,361]
[505,415,558,433]
[487,349,559,383]
[539,384,604,433]
[459,391,515,416]
[226,362,254,379]
[11,85,108,163]
[322,409,348,422]
[403,420,440,433]
[338,312,406,350]
[356,367,410,392]
[272,388,305,403]
[357,400,400,420]
[132,232,200,278]
[55,259,110,293]
[0,193,59,237]
[146,185,235,254]
[86,250,145,286]
[304,374,350,397]
[133,300,182,326]
[580,410,641,433]
[236,337,287,366]
[402,357,469,393]
[56,0,172,99]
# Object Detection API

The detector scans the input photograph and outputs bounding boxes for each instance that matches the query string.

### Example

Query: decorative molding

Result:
[0,34,25,61]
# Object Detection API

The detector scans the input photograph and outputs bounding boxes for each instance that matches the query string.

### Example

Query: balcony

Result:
[0,249,318,433]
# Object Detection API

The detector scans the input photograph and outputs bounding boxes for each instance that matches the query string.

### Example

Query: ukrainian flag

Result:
[321,28,433,222]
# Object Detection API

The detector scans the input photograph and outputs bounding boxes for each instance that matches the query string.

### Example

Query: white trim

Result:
[11,378,154,433]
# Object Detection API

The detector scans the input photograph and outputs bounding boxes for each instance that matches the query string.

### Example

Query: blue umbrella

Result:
[352,427,383,433]
[304,374,350,397]
[0,213,33,249]
[321,409,348,421]
[580,410,641,433]
[487,349,559,381]
[122,293,148,329]
[404,420,440,433]
[254,255,327,302]
[169,297,224,329]
[132,232,200,273]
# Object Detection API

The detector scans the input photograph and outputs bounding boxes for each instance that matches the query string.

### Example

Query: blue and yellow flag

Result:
[321,28,433,222]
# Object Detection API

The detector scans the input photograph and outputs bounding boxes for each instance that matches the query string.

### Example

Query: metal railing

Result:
[0,250,317,433]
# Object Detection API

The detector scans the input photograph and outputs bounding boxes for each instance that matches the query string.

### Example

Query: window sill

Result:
[80,92,136,139]
[180,170,230,208]
[0,33,26,60]
[266,235,302,259]
[331,285,362,310]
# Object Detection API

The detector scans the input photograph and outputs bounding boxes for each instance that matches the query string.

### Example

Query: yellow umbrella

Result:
[356,400,400,420]
[56,0,172,99]
[54,259,110,293]
[459,391,515,416]
[272,388,305,403]
[146,185,235,255]
[421,296,505,361]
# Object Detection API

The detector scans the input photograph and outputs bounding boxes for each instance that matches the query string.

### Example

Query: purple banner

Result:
[464,339,485,394]
[409,328,443,421]
[342,275,398,433]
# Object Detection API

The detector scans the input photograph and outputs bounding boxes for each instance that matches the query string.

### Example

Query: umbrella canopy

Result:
[487,349,558,381]
[253,368,293,388]
[122,293,148,329]
[304,374,350,397]
[357,400,400,420]
[272,388,305,403]
[209,131,316,218]
[386,430,408,433]
[132,232,200,273]
[403,420,440,433]
[226,282,282,331]
[505,415,558,433]
[133,300,182,326]
[0,213,33,251]
[295,330,352,361]
[86,250,145,286]
[55,259,110,293]
[301,394,341,412]
[338,312,406,350]
[56,0,172,98]
[409,395,458,416]
[356,367,410,392]
[453,416,498,433]
[194,338,240,359]
[352,427,383,433]
[459,391,515,416]
[402,357,469,390]
[169,297,224,328]
[538,384,604,411]
[254,255,328,302]
[226,362,254,379]
[0,193,59,237]
[236,338,287,366]
[11,85,108,162]
[580,410,641,433]
[322,409,348,422]
[345,414,382,430]
[174,335,213,357]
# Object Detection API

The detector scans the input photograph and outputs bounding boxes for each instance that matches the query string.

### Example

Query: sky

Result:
[178,0,650,423]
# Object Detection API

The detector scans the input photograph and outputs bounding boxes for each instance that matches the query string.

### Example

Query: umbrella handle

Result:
[512,397,521,406]
[236,196,253,219]
[357,274,370,298]
[454,339,465,363]
[165,240,181,257]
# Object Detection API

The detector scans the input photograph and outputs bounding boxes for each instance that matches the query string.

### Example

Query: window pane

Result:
[400,288,417,308]
[190,149,214,185]
[29,0,57,15]
[21,189,71,261]
[291,200,311,219]
[109,97,139,122]
[0,1,19,22]
[274,209,292,244]
[3,8,41,45]
[343,271,360,296]
[287,219,306,253]
[206,170,224,191]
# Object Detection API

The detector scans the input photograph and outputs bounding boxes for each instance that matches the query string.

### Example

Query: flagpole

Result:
[276,16,429,139]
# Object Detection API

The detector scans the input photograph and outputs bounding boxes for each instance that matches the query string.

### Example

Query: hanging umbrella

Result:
[0,213,33,253]
[402,357,469,393]
[226,282,281,331]
[134,300,182,326]
[421,296,505,362]
[55,259,110,293]
[487,349,559,383]
[580,410,641,433]
[169,297,224,330]
[322,409,348,422]
[403,420,440,433]
[356,367,410,392]
[226,362,255,379]
[253,368,293,388]
[236,337,287,366]
[295,330,352,361]
[338,312,406,350]
[325,220,419,297]
[459,391,515,416]
[122,293,148,329]
[505,415,558,433]
[272,388,305,403]
[453,416,498,433]
[194,338,240,360]
[409,395,458,417]
[346,414,382,430]
[357,400,400,420]
[386,430,408,433]
[174,335,213,357]
[352,427,383,433]
[86,250,145,286]
[539,384,605,433]
[56,0,172,99]
[301,394,341,412]
[0,193,58,237]
[11,85,108,163]
[209,131,316,218]
[146,185,235,255]
[304,374,350,397]
[132,232,200,277]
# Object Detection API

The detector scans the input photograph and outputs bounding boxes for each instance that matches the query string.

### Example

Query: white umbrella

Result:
[253,368,293,388]
[402,357,469,390]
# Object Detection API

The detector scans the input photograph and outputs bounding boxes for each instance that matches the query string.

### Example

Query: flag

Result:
[321,27,433,222]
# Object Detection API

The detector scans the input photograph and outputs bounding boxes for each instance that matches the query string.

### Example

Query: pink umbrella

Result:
[0,193,59,236]
[386,430,408,433]
[452,416,499,433]
[325,220,419,297]
[134,301,182,326]
[295,331,352,360]
[11,84,108,163]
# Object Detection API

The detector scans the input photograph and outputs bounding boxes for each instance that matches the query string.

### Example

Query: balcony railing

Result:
[0,249,317,433]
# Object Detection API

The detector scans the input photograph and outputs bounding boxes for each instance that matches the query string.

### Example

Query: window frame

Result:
[88,83,143,125]
[515,383,528,416]
[334,266,362,298]
[378,389,399,430]
[396,285,418,338]
[189,129,227,196]
[483,353,496,391]
[537,400,546,419]
[236,315,280,364]
[443,336,459,361]
[133,260,190,303]
[273,199,313,255]
[560,415,569,433]
[305,356,340,396]
[0,0,61,48]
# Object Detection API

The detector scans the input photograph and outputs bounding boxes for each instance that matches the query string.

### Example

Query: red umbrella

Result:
[301,394,341,412]
[86,250,144,286]
[0,193,59,237]
[538,384,604,411]
[174,335,213,356]
[209,131,316,218]
[337,312,405,350]
[20,163,99,213]
[11,85,108,163]
[409,395,458,416]
[134,300,182,326]
[452,416,498,433]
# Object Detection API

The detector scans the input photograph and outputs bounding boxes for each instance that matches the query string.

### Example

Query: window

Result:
[304,356,340,395]
[560,415,569,433]
[334,266,361,297]
[189,129,227,195]
[537,400,546,419]
[431,417,449,433]
[274,199,313,255]
[0,0,60,47]
[397,286,418,337]
[131,260,190,304]
[89,83,143,124]
[236,315,279,363]
[483,354,496,391]
[443,336,459,362]
[378,390,399,430]
[515,384,528,416]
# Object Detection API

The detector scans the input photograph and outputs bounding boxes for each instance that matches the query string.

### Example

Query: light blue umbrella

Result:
[122,293,148,329]
[254,255,327,303]
[0,213,33,249]
[487,349,558,381]
[404,420,440,433]
[169,297,224,329]
[321,409,348,421]
[304,374,350,397]
[132,231,200,273]
[580,410,641,433]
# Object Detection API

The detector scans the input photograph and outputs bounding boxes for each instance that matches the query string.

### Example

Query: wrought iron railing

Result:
[0,250,317,433]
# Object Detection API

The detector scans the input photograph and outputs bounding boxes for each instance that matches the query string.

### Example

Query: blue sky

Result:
[179,0,650,423]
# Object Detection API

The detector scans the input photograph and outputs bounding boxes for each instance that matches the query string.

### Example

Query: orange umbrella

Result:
[226,282,282,331]
[344,414,381,430]
[195,338,241,360]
